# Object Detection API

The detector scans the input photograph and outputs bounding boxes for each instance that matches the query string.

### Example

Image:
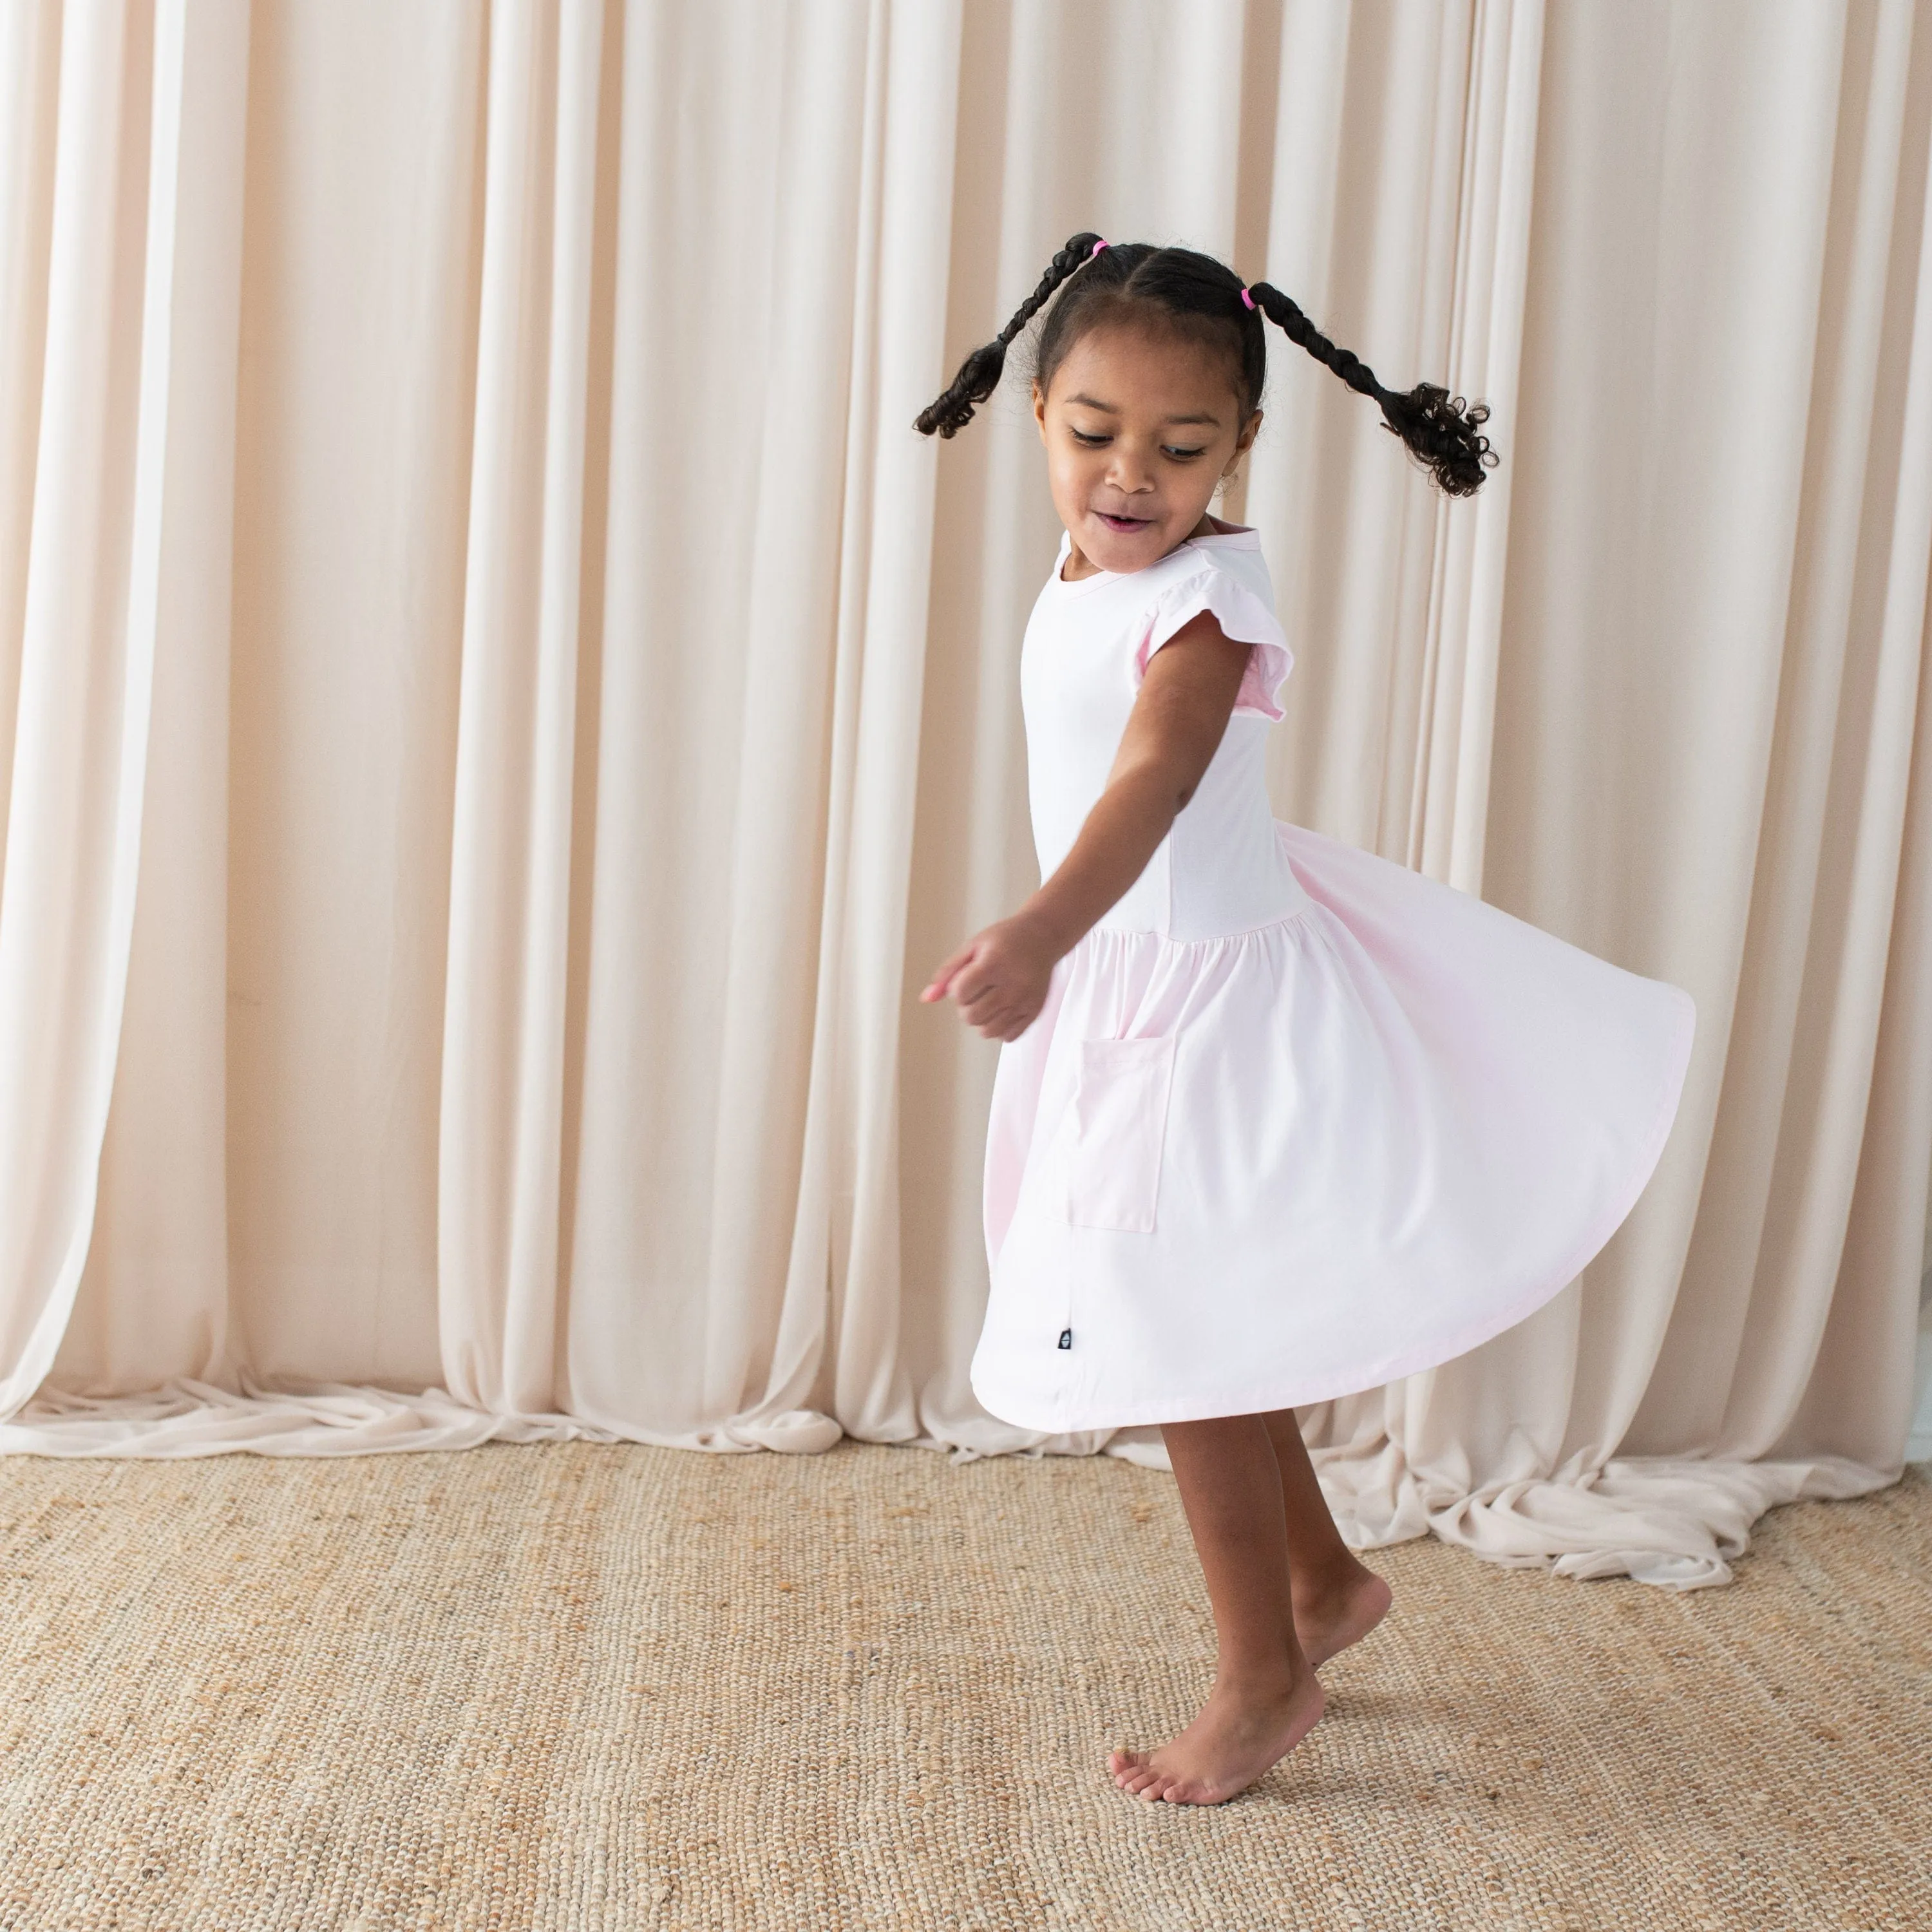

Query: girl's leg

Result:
[1261,1408,1393,1669]
[1110,1414,1324,1804]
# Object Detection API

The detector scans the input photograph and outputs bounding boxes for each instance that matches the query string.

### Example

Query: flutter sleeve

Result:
[1131,558,1295,722]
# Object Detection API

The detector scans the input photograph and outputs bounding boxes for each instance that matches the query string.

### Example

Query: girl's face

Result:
[1033,320,1261,576]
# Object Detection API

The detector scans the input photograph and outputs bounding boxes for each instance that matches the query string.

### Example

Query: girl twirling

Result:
[918,236,1694,1804]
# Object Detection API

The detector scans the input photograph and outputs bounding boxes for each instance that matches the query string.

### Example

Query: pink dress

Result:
[969,524,1696,1433]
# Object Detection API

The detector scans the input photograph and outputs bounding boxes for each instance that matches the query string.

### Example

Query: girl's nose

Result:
[1106,446,1155,493]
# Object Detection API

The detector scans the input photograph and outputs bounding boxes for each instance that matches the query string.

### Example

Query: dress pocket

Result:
[1066,1034,1178,1233]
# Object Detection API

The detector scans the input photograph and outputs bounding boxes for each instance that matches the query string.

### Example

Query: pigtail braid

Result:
[1246,282,1498,497]
[914,232,1106,438]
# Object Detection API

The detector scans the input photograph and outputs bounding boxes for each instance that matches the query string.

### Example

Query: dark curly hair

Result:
[914,233,1497,498]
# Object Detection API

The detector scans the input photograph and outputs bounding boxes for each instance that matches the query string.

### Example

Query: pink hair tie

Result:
[1090,239,1109,257]
[1240,286,1256,310]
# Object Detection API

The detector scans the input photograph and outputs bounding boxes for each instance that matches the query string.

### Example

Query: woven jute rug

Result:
[0,1440,1924,1931]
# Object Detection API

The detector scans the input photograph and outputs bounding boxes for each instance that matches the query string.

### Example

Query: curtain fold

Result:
[0,0,248,1418]
[437,0,604,1427]
[796,0,962,1444]
[562,0,956,1454]
[1,1,1926,1591]
[1411,0,1540,894]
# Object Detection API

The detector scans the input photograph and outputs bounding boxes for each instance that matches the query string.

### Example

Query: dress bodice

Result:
[1019,526,1314,943]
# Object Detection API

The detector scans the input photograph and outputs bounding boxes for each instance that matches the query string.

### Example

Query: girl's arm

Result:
[921,611,1251,1041]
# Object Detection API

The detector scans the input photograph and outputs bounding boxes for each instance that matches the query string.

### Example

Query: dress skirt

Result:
[969,820,1697,1434]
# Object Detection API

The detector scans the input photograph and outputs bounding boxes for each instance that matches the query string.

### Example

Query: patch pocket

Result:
[1066,1034,1179,1233]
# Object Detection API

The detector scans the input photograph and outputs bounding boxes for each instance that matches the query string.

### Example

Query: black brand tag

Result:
[1057,1329,1072,1350]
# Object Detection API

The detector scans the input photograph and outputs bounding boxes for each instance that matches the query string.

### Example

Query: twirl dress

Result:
[971,522,1696,1434]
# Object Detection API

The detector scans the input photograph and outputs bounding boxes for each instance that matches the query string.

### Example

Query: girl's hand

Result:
[920,913,1061,1042]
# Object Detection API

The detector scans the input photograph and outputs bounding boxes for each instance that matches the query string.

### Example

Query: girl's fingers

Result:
[961,972,1016,1021]
[920,940,981,1002]
[922,933,1045,1038]
[987,1004,1037,1041]
[967,983,1043,1036]
[952,960,1002,1012]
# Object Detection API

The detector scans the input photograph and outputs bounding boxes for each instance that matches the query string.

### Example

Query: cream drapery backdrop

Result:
[1,0,1927,1589]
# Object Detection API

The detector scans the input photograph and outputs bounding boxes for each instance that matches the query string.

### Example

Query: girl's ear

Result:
[1033,380,1049,442]
[1224,408,1263,475]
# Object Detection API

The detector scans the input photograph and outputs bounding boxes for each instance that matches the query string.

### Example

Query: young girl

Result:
[916,236,1696,1806]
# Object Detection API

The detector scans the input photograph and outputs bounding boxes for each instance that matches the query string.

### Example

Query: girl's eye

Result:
[1068,431,1206,458]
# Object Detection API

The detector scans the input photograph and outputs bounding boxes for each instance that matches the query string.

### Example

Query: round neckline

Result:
[1051,520,1258,593]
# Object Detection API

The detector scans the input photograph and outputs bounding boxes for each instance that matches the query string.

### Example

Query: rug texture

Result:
[0,1440,1924,1931]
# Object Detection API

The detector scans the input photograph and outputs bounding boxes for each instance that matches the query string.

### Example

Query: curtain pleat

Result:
[0,0,1926,1590]
[799,0,961,1444]
[562,0,800,1450]
[0,0,60,848]
[0,0,249,1419]
[1411,0,1541,894]
[562,0,957,1454]
[437,0,604,1426]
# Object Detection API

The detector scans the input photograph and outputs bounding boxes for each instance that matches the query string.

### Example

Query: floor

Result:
[0,1440,1925,1930]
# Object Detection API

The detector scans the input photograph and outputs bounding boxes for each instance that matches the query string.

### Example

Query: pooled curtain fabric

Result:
[1,1,1927,1589]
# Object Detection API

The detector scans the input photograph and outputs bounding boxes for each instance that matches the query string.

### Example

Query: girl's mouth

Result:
[1094,511,1154,533]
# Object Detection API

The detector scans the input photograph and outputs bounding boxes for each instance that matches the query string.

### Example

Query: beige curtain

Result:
[1,0,1927,1589]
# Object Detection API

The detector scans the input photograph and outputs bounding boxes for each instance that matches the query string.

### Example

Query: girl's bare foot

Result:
[1293,1567,1392,1669]
[1108,1669,1324,1806]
